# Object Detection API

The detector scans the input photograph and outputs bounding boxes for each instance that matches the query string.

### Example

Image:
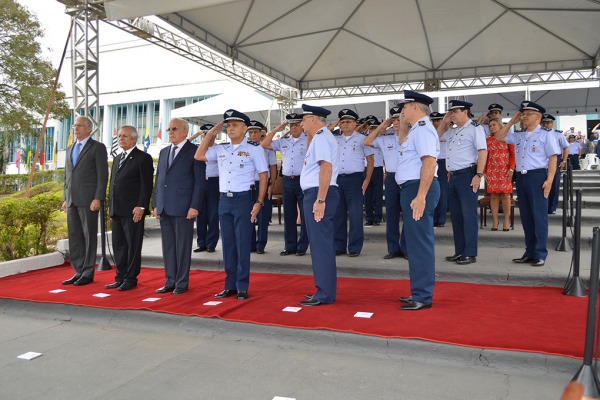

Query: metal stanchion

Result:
[97,201,112,271]
[568,162,574,227]
[564,190,586,297]
[571,227,600,397]
[556,166,572,251]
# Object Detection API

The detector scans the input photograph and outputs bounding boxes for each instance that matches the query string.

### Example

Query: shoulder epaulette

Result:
[471,121,480,127]
[541,127,552,132]
[514,129,525,133]
[316,129,323,135]
[247,140,260,146]
[418,121,426,126]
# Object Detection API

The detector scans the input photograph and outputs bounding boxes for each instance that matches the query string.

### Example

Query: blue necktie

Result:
[72,142,82,166]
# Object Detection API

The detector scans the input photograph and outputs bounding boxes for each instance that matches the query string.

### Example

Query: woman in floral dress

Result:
[483,118,516,231]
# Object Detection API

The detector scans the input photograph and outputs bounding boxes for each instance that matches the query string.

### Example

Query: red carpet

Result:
[0,263,587,359]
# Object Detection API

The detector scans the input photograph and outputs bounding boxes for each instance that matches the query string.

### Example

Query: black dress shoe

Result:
[105,281,123,289]
[384,252,405,260]
[364,221,374,226]
[348,252,360,257]
[531,259,545,267]
[173,288,188,294]
[118,282,136,291]
[155,286,174,294]
[335,251,346,256]
[73,277,93,286]
[400,300,432,311]
[207,248,215,253]
[214,289,237,298]
[456,256,476,265]
[373,222,380,226]
[236,291,248,300]
[445,254,462,262]
[295,251,306,256]
[304,294,314,300]
[256,248,265,254]
[280,250,294,256]
[193,246,207,253]
[512,256,534,264]
[62,275,80,285]
[398,296,413,303]
[299,298,321,306]
[434,223,445,228]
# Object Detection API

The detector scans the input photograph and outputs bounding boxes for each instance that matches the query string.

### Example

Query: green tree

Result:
[0,0,70,172]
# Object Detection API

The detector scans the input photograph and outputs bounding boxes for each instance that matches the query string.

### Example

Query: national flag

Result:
[26,150,32,168]
[157,120,163,147]
[53,141,58,164]
[39,151,44,167]
[15,149,20,169]
[143,126,150,152]
[110,127,118,157]
[67,130,73,146]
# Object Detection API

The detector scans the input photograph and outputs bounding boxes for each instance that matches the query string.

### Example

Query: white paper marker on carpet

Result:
[282,307,301,312]
[354,311,373,318]
[92,293,111,298]
[203,301,222,306]
[49,289,66,293]
[273,397,296,400]
[142,297,161,302]
[18,352,43,361]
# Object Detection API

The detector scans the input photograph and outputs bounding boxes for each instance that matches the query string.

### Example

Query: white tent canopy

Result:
[101,0,600,97]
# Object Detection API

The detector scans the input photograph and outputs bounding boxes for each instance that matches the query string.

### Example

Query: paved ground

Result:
[3,172,599,399]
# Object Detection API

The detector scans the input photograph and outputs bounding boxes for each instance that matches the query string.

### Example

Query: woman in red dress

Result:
[483,118,516,231]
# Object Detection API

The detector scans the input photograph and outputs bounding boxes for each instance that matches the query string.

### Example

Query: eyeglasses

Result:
[72,124,87,128]
[166,127,180,132]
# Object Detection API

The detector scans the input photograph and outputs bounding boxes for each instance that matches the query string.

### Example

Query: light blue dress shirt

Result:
[300,128,339,190]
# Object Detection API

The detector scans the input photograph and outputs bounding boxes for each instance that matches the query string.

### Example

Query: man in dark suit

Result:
[105,126,154,291]
[61,116,109,286]
[153,118,206,294]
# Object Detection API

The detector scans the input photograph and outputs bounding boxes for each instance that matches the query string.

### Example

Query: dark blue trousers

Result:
[303,186,340,303]
[364,166,384,223]
[384,172,407,255]
[448,170,479,257]
[159,214,194,290]
[251,180,271,251]
[219,191,254,291]
[547,156,562,213]
[282,176,308,253]
[399,179,439,304]
[434,159,448,225]
[196,177,220,249]
[515,170,549,260]
[334,173,364,254]
[568,154,580,170]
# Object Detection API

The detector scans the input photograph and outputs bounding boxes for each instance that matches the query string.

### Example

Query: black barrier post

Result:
[97,201,112,271]
[571,227,600,397]
[568,162,574,227]
[564,190,586,297]
[556,167,572,251]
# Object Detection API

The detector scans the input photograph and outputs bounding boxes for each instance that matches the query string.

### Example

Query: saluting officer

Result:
[194,123,220,253]
[262,113,309,256]
[495,101,559,267]
[334,109,374,257]
[195,109,268,300]
[567,134,583,170]
[541,114,569,214]
[395,90,440,311]
[430,112,447,227]
[298,104,340,306]
[437,100,487,265]
[247,120,277,254]
[363,115,385,227]
[478,103,510,137]
[363,106,407,259]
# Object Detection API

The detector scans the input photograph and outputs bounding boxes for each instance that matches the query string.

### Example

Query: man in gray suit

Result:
[62,116,109,286]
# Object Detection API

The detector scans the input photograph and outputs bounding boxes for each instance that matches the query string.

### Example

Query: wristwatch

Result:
[476,172,483,178]
[255,200,264,207]
[317,199,325,204]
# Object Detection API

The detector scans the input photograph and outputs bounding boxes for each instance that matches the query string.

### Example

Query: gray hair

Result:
[76,115,94,129]
[316,116,327,124]
[416,103,431,115]
[170,118,189,133]
[120,125,138,139]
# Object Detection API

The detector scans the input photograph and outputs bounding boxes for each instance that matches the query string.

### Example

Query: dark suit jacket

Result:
[64,137,109,207]
[109,147,154,218]
[153,140,206,216]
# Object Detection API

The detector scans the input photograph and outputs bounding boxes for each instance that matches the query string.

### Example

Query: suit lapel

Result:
[72,139,93,170]
[168,141,189,170]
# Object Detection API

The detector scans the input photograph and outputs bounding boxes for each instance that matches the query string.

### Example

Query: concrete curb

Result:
[0,251,66,278]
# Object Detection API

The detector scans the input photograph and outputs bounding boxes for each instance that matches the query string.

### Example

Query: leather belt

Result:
[517,168,546,175]
[220,190,251,198]
[448,166,472,176]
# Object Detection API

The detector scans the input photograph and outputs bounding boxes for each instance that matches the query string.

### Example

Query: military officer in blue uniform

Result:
[363,106,407,259]
[298,104,340,306]
[430,112,447,227]
[363,115,385,226]
[262,113,309,256]
[195,109,268,300]
[567,134,582,170]
[437,100,487,265]
[247,120,277,254]
[334,109,374,257]
[495,101,559,266]
[395,90,440,311]
[541,114,569,214]
[478,103,509,137]
[194,123,220,253]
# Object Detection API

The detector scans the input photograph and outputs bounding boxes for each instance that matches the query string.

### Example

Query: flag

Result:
[143,126,150,152]
[67,130,73,146]
[110,127,118,157]
[157,119,163,147]
[39,151,44,167]
[53,141,58,164]
[15,149,20,169]
[27,150,32,168]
